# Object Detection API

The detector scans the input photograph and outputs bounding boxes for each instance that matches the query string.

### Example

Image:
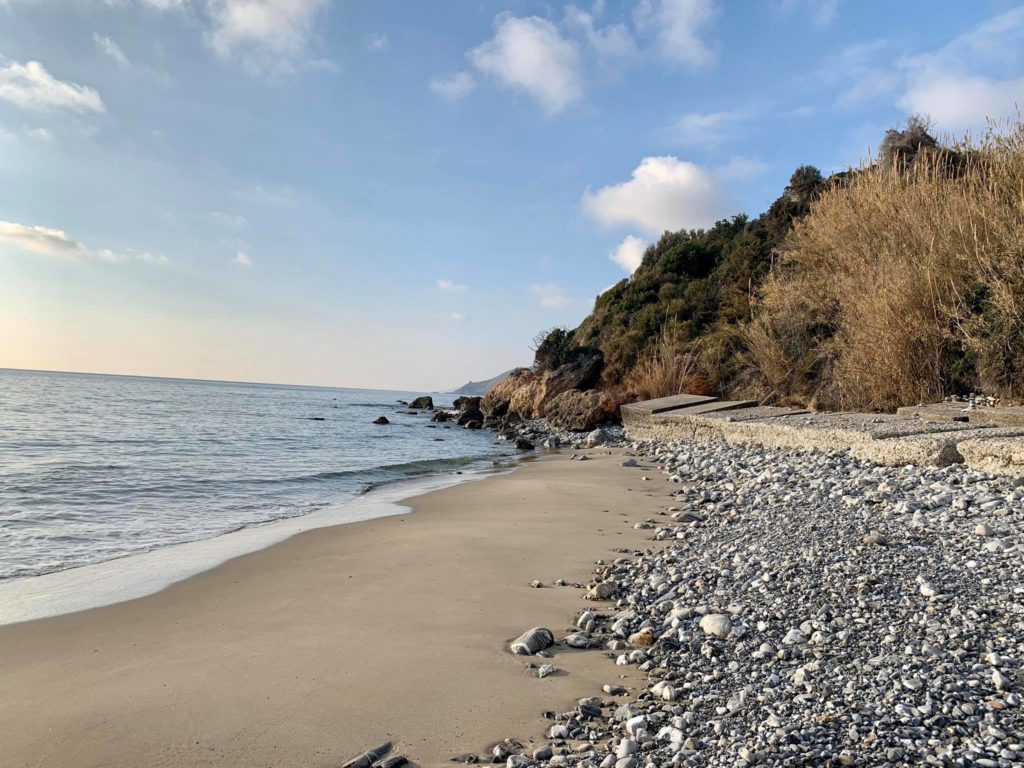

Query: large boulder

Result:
[544,390,618,432]
[539,351,603,404]
[452,396,482,412]
[481,368,534,419]
[408,396,434,410]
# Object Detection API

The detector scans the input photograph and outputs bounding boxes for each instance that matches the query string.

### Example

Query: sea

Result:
[0,368,507,621]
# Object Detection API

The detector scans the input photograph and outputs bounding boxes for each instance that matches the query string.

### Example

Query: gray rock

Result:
[509,627,554,655]
[698,613,732,638]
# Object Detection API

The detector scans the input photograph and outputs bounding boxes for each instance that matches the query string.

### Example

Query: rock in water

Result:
[509,627,554,655]
[408,396,434,410]
[515,438,535,451]
[452,395,482,412]
[456,408,484,426]
[342,742,392,768]
[372,416,390,425]
[699,613,732,638]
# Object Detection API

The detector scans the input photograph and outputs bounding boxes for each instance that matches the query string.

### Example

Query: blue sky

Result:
[1,0,1023,390]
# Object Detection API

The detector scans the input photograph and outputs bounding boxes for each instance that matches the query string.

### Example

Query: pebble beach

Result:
[3,430,1023,767]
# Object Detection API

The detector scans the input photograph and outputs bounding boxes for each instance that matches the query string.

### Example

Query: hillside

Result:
[482,117,1024,426]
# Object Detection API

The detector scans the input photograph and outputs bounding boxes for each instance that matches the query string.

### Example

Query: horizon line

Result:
[0,366,459,395]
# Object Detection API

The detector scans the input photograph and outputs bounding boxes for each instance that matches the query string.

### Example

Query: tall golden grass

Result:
[744,118,1024,411]
[624,325,708,401]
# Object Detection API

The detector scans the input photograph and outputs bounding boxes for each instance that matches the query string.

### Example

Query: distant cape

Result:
[446,368,517,396]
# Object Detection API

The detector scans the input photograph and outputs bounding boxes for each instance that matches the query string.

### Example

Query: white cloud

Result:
[666,109,745,148]
[429,71,476,101]
[0,221,163,265]
[530,282,574,309]
[469,14,583,115]
[204,0,330,71]
[896,7,1024,131]
[0,60,105,113]
[609,235,647,274]
[582,156,735,236]
[564,5,636,58]
[94,33,130,68]
[25,126,54,142]
[437,278,468,292]
[234,251,254,267]
[632,0,715,68]
[449,312,465,322]
[365,32,388,52]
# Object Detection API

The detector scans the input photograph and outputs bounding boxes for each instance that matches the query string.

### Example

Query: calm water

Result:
[0,369,501,581]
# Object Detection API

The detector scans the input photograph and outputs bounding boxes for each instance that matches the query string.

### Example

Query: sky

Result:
[1,0,1023,390]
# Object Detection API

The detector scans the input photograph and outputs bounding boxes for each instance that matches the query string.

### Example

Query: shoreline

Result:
[0,449,655,768]
[0,459,516,626]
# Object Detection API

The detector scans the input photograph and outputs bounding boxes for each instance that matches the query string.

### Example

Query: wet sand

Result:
[0,451,665,768]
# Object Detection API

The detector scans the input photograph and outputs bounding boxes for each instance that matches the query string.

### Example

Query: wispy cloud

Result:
[94,33,130,68]
[234,183,297,207]
[0,220,165,265]
[25,126,54,142]
[897,6,1024,131]
[564,4,636,58]
[665,109,747,148]
[449,311,465,322]
[530,282,574,309]
[233,251,253,267]
[429,71,476,101]
[364,32,388,52]
[780,0,840,28]
[0,60,105,113]
[437,278,468,292]
[632,0,716,68]
[209,211,247,228]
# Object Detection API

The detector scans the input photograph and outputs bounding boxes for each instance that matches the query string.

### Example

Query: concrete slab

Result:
[896,403,970,422]
[622,406,1008,468]
[968,407,1024,428]
[702,406,811,422]
[662,399,757,416]
[620,393,717,416]
[955,429,1024,474]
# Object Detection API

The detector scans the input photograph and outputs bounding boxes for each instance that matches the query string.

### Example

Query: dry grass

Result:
[747,117,1024,411]
[624,326,709,401]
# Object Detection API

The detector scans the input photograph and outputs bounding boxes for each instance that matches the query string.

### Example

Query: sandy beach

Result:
[0,451,658,768]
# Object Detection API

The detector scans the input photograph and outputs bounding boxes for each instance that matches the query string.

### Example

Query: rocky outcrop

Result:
[408,396,434,410]
[539,351,602,402]
[543,390,618,432]
[481,368,533,419]
[372,416,390,425]
[480,355,618,431]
